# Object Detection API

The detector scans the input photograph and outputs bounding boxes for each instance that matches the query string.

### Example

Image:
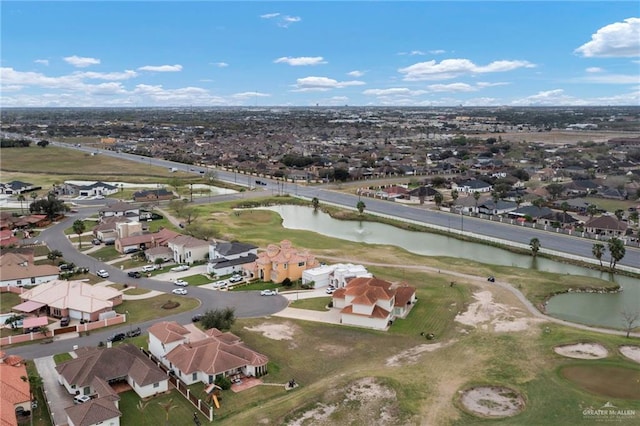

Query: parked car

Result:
[174,279,188,287]
[60,317,70,327]
[142,264,158,272]
[212,280,228,289]
[104,239,115,246]
[229,274,243,283]
[326,286,336,294]
[126,327,141,338]
[170,264,190,272]
[172,288,188,295]
[96,269,109,278]
[487,276,496,282]
[260,289,278,296]
[191,313,204,322]
[124,247,140,254]
[91,238,101,245]
[73,395,92,405]
[58,263,72,272]
[127,271,142,279]
[107,332,126,342]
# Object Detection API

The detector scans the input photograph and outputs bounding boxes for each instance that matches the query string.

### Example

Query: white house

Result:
[301,263,372,289]
[206,240,258,276]
[168,235,210,264]
[452,179,492,194]
[148,321,268,386]
[0,252,59,287]
[332,277,416,330]
[74,181,119,197]
[99,202,140,222]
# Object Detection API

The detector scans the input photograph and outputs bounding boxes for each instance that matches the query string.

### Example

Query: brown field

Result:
[472,130,639,145]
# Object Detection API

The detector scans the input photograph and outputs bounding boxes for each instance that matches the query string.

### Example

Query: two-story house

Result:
[244,240,319,284]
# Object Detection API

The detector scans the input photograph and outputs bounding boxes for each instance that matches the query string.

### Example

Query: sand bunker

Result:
[619,345,640,364]
[459,386,525,418]
[554,343,609,359]
[244,322,297,340]
[455,291,540,332]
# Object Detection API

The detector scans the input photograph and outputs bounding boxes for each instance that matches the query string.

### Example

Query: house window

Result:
[283,264,287,270]
[153,382,160,388]
[298,262,305,267]
[31,277,36,284]
[209,375,214,384]
[192,372,198,381]
[16,280,22,286]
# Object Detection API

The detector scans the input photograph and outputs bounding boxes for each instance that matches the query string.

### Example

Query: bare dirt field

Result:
[553,343,609,359]
[472,130,638,145]
[459,385,525,418]
[619,345,640,364]
[244,322,298,341]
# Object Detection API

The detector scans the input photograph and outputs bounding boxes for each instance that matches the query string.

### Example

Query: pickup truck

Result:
[126,327,142,338]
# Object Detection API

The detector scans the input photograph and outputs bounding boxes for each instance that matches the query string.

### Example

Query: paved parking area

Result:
[35,356,72,426]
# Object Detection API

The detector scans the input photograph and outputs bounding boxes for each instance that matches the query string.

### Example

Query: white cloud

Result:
[347,70,365,77]
[586,67,604,73]
[279,15,301,27]
[64,55,100,68]
[212,62,228,68]
[581,73,640,84]
[398,50,426,56]
[363,88,427,96]
[231,91,271,100]
[575,17,640,57]
[34,59,49,66]
[138,64,183,72]
[427,83,477,92]
[293,76,365,91]
[274,56,326,66]
[399,59,535,81]
[512,89,586,106]
[76,70,138,80]
[429,49,446,55]
[260,13,280,19]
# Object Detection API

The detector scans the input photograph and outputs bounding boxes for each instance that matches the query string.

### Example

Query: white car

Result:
[96,269,109,278]
[229,274,243,283]
[174,279,188,287]
[142,265,158,272]
[172,288,188,295]
[212,280,228,289]
[260,289,278,296]
[73,395,91,404]
[170,265,190,272]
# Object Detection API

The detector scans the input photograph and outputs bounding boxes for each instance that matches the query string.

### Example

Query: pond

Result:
[259,205,640,330]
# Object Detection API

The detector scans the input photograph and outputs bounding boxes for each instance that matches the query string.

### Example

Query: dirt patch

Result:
[385,339,457,367]
[619,345,640,364]
[554,343,609,359]
[245,322,298,341]
[459,386,525,418]
[317,343,351,356]
[455,291,541,333]
[286,377,400,426]
[161,300,180,309]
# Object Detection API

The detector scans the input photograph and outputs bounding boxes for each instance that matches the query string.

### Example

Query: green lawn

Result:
[1,291,21,313]
[124,287,151,295]
[181,274,214,286]
[86,246,120,261]
[119,389,211,425]
[114,294,200,323]
[289,297,331,311]
[53,353,72,365]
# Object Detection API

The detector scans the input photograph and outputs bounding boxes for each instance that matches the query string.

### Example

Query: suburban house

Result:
[452,179,492,194]
[476,200,518,216]
[405,186,441,203]
[73,181,119,197]
[0,252,59,287]
[332,277,417,330]
[206,240,258,276]
[539,211,581,228]
[167,235,210,264]
[99,202,140,222]
[302,263,372,288]
[11,214,51,229]
[0,229,20,247]
[115,227,180,254]
[0,180,38,195]
[584,215,628,237]
[17,280,122,321]
[92,217,130,242]
[0,360,31,426]
[507,206,554,222]
[244,240,320,284]
[57,344,169,426]
[132,188,174,202]
[148,321,268,386]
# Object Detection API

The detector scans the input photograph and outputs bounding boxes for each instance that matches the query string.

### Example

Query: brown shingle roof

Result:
[147,321,190,343]
[65,397,122,426]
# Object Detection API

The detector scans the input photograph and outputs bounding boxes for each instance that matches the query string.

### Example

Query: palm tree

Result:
[17,194,26,215]
[158,398,178,426]
[434,192,443,208]
[586,204,598,220]
[614,209,624,221]
[450,189,459,205]
[356,200,366,215]
[30,191,38,209]
[529,238,540,257]
[515,196,523,209]
[311,197,319,211]
[473,191,480,213]
[21,372,43,411]
[607,237,626,271]
[72,219,86,249]
[592,243,605,269]
[560,201,570,215]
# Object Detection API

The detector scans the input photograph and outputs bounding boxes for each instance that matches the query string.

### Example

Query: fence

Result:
[140,348,214,421]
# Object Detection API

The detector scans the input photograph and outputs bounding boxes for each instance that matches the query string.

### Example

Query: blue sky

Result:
[1,1,639,107]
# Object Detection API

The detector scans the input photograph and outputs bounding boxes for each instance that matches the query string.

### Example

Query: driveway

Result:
[273,288,342,325]
[34,356,72,426]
